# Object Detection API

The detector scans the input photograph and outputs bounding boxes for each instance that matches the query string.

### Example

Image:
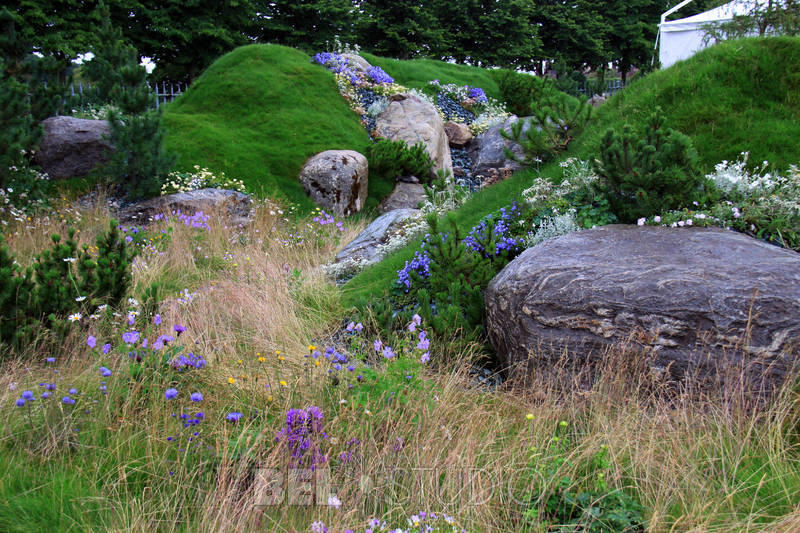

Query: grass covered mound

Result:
[163,44,371,213]
[573,36,800,171]
[342,36,800,308]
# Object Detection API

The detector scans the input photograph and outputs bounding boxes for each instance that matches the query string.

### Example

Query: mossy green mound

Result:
[163,44,371,213]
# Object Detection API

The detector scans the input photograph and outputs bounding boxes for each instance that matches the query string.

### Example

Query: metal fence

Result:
[65,81,186,113]
[576,78,625,96]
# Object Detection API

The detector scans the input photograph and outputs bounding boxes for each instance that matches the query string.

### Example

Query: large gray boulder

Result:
[378,182,426,213]
[468,115,532,179]
[34,116,112,179]
[341,53,372,74]
[118,188,253,226]
[335,208,420,266]
[299,150,368,217]
[375,93,452,178]
[485,225,800,390]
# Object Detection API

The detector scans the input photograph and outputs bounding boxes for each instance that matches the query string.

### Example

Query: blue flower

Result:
[16,398,26,407]
[154,314,162,325]
[99,366,112,377]
[46,357,55,363]
[21,390,34,401]
[102,343,111,354]
[190,392,203,402]
[122,331,139,344]
[68,388,78,395]
[226,412,243,422]
[165,388,179,400]
[87,335,97,348]
[62,396,76,405]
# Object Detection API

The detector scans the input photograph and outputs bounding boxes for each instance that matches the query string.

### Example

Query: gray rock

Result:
[485,225,800,390]
[378,182,426,213]
[375,93,452,178]
[34,116,112,179]
[341,53,372,74]
[443,121,473,147]
[335,208,420,266]
[298,150,368,217]
[468,116,533,178]
[118,188,253,226]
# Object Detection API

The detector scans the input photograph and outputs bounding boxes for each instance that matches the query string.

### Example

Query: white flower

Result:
[637,217,646,226]
[68,313,82,322]
[327,495,341,509]
[654,216,662,223]
[127,297,139,307]
[75,296,87,302]
[63,257,77,263]
[339,399,347,405]
[678,221,685,227]
[686,219,693,226]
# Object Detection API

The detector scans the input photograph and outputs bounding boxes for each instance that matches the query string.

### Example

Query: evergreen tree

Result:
[85,2,174,200]
[359,0,445,59]
[259,0,358,52]
[603,0,662,83]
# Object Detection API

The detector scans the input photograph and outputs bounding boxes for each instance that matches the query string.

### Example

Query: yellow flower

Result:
[277,355,285,361]
[275,350,281,355]
[526,413,534,421]
[308,344,316,351]
[279,380,287,387]
[314,360,321,367]
[237,359,243,364]
[227,377,236,384]
[258,356,266,363]
[267,395,273,402]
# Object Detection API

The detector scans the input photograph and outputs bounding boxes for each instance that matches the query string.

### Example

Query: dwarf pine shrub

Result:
[0,219,133,352]
[593,107,707,223]
[367,138,434,184]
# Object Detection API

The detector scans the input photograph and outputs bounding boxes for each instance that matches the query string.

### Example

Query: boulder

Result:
[335,208,420,266]
[34,116,112,179]
[341,53,372,74]
[468,115,533,179]
[298,150,368,217]
[375,93,452,178]
[118,188,253,226]
[485,225,800,390]
[378,182,426,213]
[443,121,473,147]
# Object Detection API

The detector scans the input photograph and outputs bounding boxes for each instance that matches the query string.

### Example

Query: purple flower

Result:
[468,86,488,103]
[99,366,112,377]
[346,321,355,332]
[87,335,97,348]
[16,398,26,407]
[21,390,34,400]
[174,324,186,336]
[122,331,139,344]
[382,346,394,359]
[366,66,394,85]
[373,339,382,352]
[68,388,78,395]
[154,314,162,325]
[46,357,55,363]
[62,396,76,405]
[102,343,111,354]
[417,338,430,351]
[226,412,243,422]
[41,391,51,399]
[421,352,430,364]
[165,388,178,400]
[190,392,203,402]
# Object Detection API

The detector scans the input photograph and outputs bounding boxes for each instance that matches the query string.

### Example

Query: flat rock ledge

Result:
[485,225,800,391]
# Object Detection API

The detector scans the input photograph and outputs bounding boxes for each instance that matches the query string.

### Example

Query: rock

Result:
[443,121,473,147]
[375,93,452,178]
[481,167,514,188]
[118,188,253,226]
[335,208,420,266]
[485,225,800,391]
[341,53,372,74]
[34,116,112,179]
[298,150,368,217]
[378,182,426,213]
[589,94,607,107]
[468,115,533,179]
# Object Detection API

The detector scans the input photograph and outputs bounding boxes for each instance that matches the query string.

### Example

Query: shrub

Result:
[593,107,706,223]
[492,70,551,117]
[0,219,134,352]
[366,138,434,184]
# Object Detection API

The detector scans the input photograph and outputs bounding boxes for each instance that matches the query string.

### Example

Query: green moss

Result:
[163,44,371,214]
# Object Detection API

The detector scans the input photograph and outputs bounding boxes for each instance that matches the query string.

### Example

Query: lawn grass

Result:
[162,44,371,214]
[360,53,505,100]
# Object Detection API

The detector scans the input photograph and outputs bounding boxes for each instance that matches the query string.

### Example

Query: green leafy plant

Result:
[492,70,551,117]
[0,219,134,352]
[501,92,591,165]
[592,107,705,223]
[366,138,434,184]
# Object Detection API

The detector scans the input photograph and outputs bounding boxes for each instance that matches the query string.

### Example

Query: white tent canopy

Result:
[658,0,765,68]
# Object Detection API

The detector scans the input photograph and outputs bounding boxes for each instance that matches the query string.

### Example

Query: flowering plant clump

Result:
[463,203,523,259]
[310,512,465,533]
[366,66,394,85]
[161,166,247,195]
[275,406,329,469]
